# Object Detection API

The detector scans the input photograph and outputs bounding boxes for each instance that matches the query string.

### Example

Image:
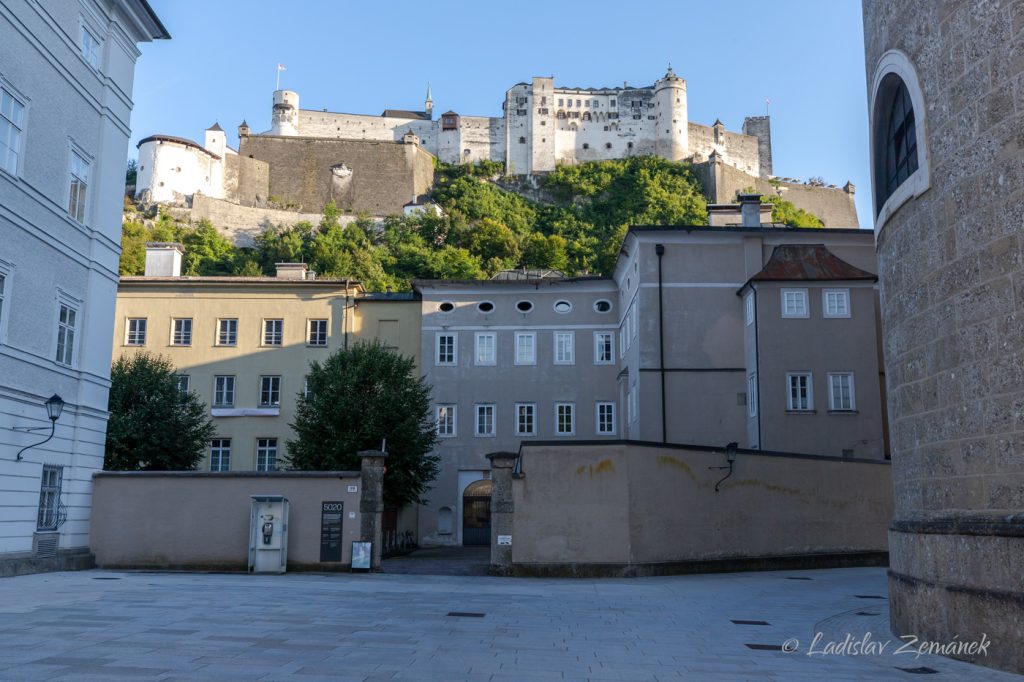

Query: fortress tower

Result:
[271,90,299,136]
[654,66,687,161]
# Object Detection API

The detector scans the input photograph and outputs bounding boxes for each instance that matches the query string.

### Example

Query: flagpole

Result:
[276,66,280,91]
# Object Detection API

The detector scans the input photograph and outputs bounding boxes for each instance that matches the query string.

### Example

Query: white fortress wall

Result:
[297,110,437,149]
[136,139,223,204]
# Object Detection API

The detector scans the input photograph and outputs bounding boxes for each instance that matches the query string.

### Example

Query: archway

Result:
[462,479,492,546]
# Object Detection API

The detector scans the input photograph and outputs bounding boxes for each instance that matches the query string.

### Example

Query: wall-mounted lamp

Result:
[709,441,738,492]
[14,394,65,461]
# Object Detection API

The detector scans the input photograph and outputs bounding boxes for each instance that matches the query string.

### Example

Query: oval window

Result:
[516,300,534,313]
[438,301,455,313]
[477,301,494,313]
[594,299,612,313]
[553,300,572,314]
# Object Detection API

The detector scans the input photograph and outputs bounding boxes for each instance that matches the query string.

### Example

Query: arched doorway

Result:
[462,479,492,546]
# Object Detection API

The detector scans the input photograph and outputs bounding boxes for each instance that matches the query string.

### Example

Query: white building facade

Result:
[0,0,167,574]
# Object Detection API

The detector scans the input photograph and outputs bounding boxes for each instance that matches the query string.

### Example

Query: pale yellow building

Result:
[113,244,421,472]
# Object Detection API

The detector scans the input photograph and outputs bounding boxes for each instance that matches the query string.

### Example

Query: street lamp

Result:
[15,393,65,461]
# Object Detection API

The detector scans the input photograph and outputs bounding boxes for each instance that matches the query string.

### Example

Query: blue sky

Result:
[132,0,871,226]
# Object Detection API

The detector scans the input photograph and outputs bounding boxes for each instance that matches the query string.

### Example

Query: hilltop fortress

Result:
[135,67,858,229]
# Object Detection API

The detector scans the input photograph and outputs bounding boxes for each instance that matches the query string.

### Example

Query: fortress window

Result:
[557,111,566,119]
[558,99,564,106]
[605,143,612,149]
[603,126,609,131]
[610,100,616,107]
[882,79,918,204]
[609,112,618,119]
[582,143,589,150]
[576,99,581,107]
[633,115,642,120]
[567,100,572,108]
[582,112,591,121]
[627,142,634,149]
[584,100,589,107]
[518,137,526,144]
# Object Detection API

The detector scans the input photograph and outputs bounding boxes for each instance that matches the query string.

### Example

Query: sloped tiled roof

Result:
[381,109,431,120]
[744,244,877,289]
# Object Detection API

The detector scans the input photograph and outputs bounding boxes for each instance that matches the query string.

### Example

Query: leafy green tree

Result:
[458,218,520,273]
[763,193,825,228]
[104,353,215,471]
[181,220,236,275]
[126,159,137,186]
[287,342,440,507]
[119,221,149,275]
[521,233,569,271]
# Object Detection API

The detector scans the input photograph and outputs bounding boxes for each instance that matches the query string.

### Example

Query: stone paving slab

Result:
[0,567,1018,681]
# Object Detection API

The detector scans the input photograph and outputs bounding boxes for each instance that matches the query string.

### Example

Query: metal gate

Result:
[462,479,492,546]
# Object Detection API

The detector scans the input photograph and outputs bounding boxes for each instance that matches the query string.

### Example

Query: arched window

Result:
[882,79,918,203]
[582,111,592,121]
[556,110,566,119]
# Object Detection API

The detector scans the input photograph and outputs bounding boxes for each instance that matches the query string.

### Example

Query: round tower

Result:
[654,65,687,162]
[271,90,299,136]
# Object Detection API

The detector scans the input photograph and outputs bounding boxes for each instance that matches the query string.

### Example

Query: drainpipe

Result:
[752,284,762,449]
[655,244,667,444]
[344,278,350,350]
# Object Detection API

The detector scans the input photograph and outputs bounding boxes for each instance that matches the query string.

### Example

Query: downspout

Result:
[655,244,666,443]
[752,284,762,449]
[344,278,350,350]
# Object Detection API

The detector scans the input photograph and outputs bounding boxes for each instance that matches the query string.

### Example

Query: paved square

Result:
[0,568,1016,681]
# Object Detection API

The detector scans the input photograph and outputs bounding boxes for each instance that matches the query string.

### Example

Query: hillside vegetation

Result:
[120,156,820,290]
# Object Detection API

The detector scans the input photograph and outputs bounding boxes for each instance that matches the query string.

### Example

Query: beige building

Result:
[113,245,420,473]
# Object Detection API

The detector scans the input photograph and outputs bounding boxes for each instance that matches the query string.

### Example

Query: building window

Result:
[436,404,456,437]
[594,299,612,313]
[303,376,312,400]
[748,373,758,418]
[0,87,25,176]
[256,438,278,471]
[881,80,918,205]
[210,438,231,472]
[171,318,192,346]
[519,136,526,143]
[594,332,614,364]
[582,143,589,150]
[37,465,63,531]
[515,332,536,365]
[263,319,283,346]
[308,318,328,346]
[745,293,754,326]
[596,402,616,435]
[213,375,235,407]
[175,375,190,394]
[217,318,237,346]
[555,402,575,436]
[81,25,100,68]
[628,382,638,423]
[516,403,536,436]
[823,289,851,318]
[260,376,281,406]
[475,403,495,437]
[475,332,496,365]
[436,333,456,365]
[55,302,77,366]
[553,300,572,314]
[787,373,813,411]
[126,318,147,345]
[781,289,809,318]
[554,332,574,364]
[828,372,855,411]
[67,150,89,223]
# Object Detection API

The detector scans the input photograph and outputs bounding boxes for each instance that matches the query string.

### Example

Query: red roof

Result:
[747,244,877,285]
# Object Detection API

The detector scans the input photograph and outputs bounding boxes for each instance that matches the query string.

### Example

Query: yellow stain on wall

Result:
[731,479,802,496]
[575,460,616,477]
[656,455,698,483]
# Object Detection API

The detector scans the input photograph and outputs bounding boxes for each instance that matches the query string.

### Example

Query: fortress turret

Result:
[204,122,226,157]
[271,90,300,136]
[655,65,687,161]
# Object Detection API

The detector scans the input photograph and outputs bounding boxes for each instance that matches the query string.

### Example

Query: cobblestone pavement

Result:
[0,567,1018,681]
[382,546,489,576]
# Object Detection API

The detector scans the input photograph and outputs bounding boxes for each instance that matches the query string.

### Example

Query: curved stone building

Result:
[863,0,1024,673]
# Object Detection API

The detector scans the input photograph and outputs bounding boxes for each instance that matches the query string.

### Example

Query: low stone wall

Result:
[497,441,892,575]
[190,194,359,247]
[91,471,364,571]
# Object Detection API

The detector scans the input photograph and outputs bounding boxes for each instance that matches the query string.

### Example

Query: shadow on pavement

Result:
[382,545,490,576]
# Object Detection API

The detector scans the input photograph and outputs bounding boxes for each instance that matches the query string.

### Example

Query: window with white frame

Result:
[823,289,851,318]
[303,376,312,400]
[436,404,456,437]
[596,402,616,435]
[217,318,237,346]
[594,332,614,364]
[629,382,638,423]
[308,319,328,346]
[554,332,574,364]
[745,293,754,326]
[126,317,146,345]
[631,304,638,340]
[256,438,278,471]
[67,149,89,223]
[259,376,281,406]
[36,465,63,531]
[787,373,813,411]
[515,403,536,436]
[436,333,456,365]
[1,87,25,175]
[828,372,855,411]
[475,403,495,437]
[781,289,809,318]
[55,302,77,366]
[263,319,283,346]
[515,332,535,365]
[175,375,190,394]
[213,375,235,407]
[81,25,100,68]
[475,332,496,365]
[747,373,758,418]
[210,438,231,472]
[555,402,575,435]
[171,318,192,346]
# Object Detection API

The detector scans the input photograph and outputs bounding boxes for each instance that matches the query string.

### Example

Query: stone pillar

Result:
[486,452,518,575]
[358,450,387,571]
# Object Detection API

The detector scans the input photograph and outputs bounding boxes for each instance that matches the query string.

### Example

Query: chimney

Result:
[738,193,763,228]
[275,262,308,280]
[144,243,184,277]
